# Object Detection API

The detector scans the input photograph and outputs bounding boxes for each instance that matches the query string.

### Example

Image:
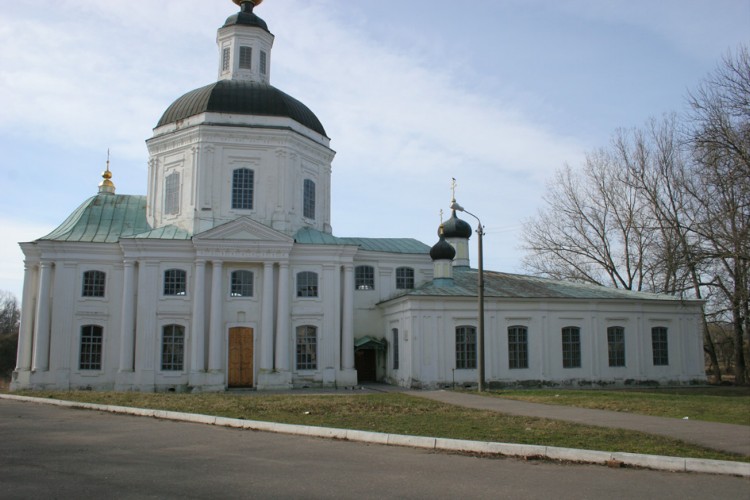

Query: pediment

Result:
[194,217,293,243]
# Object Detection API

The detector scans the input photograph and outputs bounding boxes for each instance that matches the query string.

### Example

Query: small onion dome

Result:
[430,228,457,261]
[442,210,472,239]
[225,0,270,32]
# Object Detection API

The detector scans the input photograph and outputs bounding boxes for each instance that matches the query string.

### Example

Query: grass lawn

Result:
[8,389,749,463]
[483,387,750,426]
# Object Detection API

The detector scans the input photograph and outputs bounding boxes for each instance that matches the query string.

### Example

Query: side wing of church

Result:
[11,1,706,392]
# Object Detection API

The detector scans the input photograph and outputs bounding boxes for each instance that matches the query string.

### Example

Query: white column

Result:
[275,262,290,371]
[191,260,206,372]
[119,260,136,372]
[31,261,52,372]
[209,260,223,371]
[15,263,36,371]
[261,262,274,370]
[342,264,354,370]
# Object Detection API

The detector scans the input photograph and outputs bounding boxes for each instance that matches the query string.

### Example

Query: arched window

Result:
[230,270,254,297]
[607,326,626,367]
[296,325,317,370]
[455,325,477,369]
[355,265,375,290]
[562,326,581,368]
[165,171,180,215]
[296,271,318,297]
[79,325,103,370]
[161,324,185,371]
[508,325,528,369]
[82,270,106,297]
[232,168,254,210]
[396,267,414,289]
[163,269,187,296]
[303,179,316,220]
[651,327,669,366]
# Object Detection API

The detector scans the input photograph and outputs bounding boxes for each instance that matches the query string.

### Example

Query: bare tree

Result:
[0,291,20,336]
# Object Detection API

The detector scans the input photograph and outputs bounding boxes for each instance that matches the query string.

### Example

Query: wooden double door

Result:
[228,327,254,388]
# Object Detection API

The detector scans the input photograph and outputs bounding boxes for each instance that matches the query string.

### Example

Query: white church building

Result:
[12,1,706,392]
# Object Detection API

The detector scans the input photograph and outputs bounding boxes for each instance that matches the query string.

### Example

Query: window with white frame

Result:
[395,267,414,289]
[296,271,318,297]
[230,270,254,297]
[296,325,317,370]
[82,270,106,297]
[455,325,477,369]
[562,326,581,368]
[79,325,103,370]
[508,325,529,369]
[232,168,254,210]
[303,179,316,220]
[355,265,375,290]
[239,46,252,69]
[164,171,180,215]
[260,50,267,74]
[161,324,185,371]
[607,326,626,367]
[392,328,399,370]
[651,327,669,366]
[163,269,187,296]
[222,47,230,71]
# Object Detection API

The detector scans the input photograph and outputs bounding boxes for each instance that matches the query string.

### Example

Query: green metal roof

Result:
[294,227,430,254]
[386,268,689,302]
[41,194,151,243]
[126,225,192,240]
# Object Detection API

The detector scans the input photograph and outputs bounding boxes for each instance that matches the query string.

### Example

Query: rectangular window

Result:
[607,326,626,367]
[222,47,230,71]
[355,265,375,290]
[161,324,185,371]
[239,46,252,69]
[296,326,317,370]
[163,269,187,296]
[165,171,180,215]
[396,267,414,289]
[652,327,669,366]
[232,168,254,210]
[296,271,318,297]
[303,179,316,220]
[562,326,581,368]
[260,50,267,75]
[392,328,399,370]
[455,326,477,369]
[508,325,529,369]
[82,270,106,297]
[230,270,254,297]
[79,325,103,370]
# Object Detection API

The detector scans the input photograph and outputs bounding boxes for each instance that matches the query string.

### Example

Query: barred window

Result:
[82,270,106,297]
[232,168,254,210]
[392,328,399,370]
[230,270,254,297]
[79,325,103,370]
[396,267,414,289]
[239,46,252,69]
[607,326,626,367]
[355,265,375,290]
[508,325,529,369]
[296,325,317,370]
[165,171,180,215]
[296,271,318,297]
[161,324,185,371]
[652,327,669,366]
[222,47,230,71]
[303,179,316,220]
[456,325,477,369]
[562,326,581,368]
[260,50,267,75]
[163,269,187,296]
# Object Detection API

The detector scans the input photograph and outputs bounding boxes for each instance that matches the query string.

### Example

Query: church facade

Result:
[12,1,706,392]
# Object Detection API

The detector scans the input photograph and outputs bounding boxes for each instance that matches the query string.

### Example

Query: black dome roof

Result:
[430,234,457,261]
[156,80,327,136]
[442,210,472,239]
[223,2,270,33]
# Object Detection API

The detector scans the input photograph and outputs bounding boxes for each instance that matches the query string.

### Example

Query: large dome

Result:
[156,80,327,136]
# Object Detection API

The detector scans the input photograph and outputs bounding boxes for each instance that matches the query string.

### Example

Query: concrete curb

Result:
[2,394,748,478]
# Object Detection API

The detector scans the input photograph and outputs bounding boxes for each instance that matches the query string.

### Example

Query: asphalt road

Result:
[1,399,747,499]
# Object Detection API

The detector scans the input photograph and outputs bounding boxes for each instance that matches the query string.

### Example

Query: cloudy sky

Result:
[1,0,748,302]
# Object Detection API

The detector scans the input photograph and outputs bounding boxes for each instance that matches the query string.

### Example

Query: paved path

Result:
[408,390,750,456]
